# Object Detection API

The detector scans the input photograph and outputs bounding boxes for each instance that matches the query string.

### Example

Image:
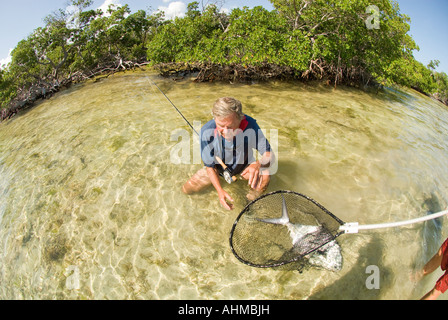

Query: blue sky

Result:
[0,0,447,73]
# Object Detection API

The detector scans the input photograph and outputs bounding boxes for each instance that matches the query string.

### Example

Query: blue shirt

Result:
[200,115,271,175]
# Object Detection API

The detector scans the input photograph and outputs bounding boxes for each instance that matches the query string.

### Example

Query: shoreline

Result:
[0,60,150,123]
[1,61,446,123]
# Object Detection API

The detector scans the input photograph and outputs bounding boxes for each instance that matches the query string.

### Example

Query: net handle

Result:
[340,209,448,234]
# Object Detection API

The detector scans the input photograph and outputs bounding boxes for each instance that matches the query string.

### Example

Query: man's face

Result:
[215,113,242,141]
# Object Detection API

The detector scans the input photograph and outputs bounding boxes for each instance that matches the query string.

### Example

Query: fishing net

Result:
[229,190,345,269]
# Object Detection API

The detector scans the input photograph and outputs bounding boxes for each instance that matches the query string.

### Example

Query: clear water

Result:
[0,69,447,299]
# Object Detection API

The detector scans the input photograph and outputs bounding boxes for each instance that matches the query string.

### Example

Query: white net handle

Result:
[340,209,448,234]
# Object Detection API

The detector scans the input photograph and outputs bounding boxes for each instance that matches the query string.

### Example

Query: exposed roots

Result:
[1,59,150,122]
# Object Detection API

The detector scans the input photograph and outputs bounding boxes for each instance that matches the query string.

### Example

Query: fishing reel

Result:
[223,170,235,185]
[216,156,237,184]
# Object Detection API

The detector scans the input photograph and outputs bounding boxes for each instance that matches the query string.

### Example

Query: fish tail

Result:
[257,194,290,225]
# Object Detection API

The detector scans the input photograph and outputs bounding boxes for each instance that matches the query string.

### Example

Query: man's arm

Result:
[421,247,444,278]
[421,287,442,300]
[413,244,444,282]
[418,246,444,299]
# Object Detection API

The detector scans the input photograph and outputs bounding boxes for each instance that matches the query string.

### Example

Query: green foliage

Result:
[1,0,165,113]
[0,68,15,108]
[433,72,448,104]
[147,4,225,63]
[384,57,436,93]
[219,6,297,66]
[147,5,311,74]
[145,0,423,86]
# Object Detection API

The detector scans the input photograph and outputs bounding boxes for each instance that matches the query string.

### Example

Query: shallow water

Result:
[0,69,447,300]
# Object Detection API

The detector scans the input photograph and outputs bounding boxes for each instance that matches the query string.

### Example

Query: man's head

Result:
[212,97,244,140]
[212,97,244,120]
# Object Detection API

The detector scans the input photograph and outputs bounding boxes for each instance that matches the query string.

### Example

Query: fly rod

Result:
[148,78,199,136]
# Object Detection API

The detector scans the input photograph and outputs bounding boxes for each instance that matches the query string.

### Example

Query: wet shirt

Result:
[435,238,448,293]
[200,115,271,175]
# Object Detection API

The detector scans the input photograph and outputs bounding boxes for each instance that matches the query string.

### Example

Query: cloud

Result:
[64,0,123,28]
[158,1,187,20]
[98,0,122,16]
[65,5,82,28]
[0,49,13,70]
[220,7,231,14]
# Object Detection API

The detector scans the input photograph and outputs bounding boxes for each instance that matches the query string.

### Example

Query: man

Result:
[182,97,274,210]
[413,237,448,300]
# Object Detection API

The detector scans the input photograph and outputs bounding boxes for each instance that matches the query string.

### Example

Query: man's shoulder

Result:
[202,119,216,130]
[200,119,216,139]
[245,114,256,123]
[244,115,261,131]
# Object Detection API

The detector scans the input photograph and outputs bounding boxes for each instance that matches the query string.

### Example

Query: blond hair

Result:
[212,97,244,120]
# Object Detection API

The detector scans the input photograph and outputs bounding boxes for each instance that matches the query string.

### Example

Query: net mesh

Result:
[229,190,345,269]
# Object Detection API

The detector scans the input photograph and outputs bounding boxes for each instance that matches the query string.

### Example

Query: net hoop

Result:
[229,190,345,268]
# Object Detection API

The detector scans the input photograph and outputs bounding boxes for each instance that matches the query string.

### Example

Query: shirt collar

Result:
[214,115,248,137]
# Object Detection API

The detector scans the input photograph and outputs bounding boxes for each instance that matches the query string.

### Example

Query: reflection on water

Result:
[0,69,447,299]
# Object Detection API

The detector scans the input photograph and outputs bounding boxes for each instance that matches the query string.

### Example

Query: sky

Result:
[0,0,447,73]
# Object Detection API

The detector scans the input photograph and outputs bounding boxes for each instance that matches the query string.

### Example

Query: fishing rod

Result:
[148,78,199,136]
[148,77,236,184]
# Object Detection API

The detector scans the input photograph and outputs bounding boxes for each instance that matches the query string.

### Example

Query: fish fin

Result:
[281,194,289,222]
[257,194,290,225]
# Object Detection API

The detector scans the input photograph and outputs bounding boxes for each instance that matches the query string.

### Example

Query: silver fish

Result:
[258,195,343,272]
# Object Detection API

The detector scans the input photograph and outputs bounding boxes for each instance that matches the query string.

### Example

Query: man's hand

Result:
[241,161,262,189]
[218,189,234,210]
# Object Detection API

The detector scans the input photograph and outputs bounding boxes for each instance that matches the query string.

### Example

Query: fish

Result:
[257,195,343,272]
